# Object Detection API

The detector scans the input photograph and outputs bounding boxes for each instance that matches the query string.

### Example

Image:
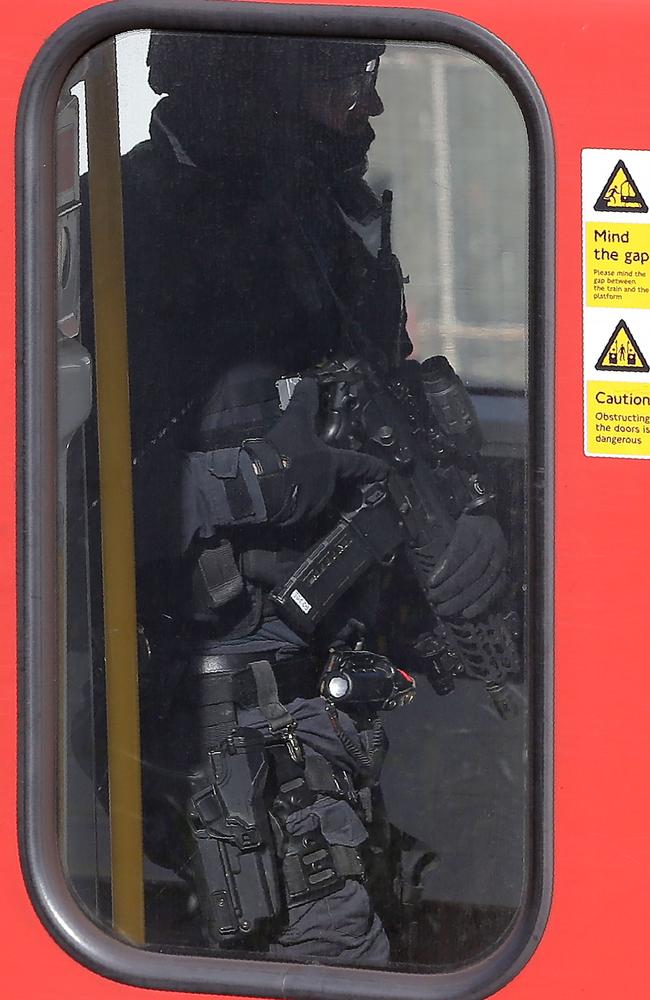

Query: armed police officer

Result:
[106,32,509,962]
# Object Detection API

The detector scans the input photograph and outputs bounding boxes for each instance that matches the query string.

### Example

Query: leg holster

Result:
[187,659,365,944]
[190,726,283,941]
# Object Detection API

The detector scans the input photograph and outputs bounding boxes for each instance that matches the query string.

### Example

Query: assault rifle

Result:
[269,354,520,715]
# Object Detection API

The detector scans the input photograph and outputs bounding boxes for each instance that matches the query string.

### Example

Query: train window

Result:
[20,8,551,999]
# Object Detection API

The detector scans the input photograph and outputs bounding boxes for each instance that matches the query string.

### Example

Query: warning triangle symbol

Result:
[596,320,650,373]
[594,159,648,212]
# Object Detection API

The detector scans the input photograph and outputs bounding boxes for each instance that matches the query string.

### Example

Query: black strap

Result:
[224,475,257,520]
[190,653,320,705]
[250,659,294,734]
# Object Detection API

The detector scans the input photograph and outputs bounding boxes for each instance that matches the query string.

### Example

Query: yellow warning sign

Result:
[595,320,649,373]
[586,380,650,457]
[586,222,650,307]
[594,160,648,213]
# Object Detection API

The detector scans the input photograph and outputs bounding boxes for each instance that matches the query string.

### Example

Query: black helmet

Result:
[147,30,384,105]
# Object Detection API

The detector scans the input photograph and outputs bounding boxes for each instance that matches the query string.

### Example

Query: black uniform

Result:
[112,46,409,961]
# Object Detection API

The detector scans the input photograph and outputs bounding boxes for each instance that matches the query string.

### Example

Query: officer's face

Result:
[304,57,384,135]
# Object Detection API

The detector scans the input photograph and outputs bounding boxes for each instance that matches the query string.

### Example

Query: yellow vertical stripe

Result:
[85,39,145,943]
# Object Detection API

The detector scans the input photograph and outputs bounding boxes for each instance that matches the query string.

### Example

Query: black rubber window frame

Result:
[17,3,554,998]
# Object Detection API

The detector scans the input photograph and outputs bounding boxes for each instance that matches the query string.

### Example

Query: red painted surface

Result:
[3,1,649,997]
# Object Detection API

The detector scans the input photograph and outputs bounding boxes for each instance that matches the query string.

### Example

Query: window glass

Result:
[367,43,528,390]
[56,28,531,975]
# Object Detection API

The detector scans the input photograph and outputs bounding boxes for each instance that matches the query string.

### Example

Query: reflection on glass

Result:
[368,44,528,391]
[56,30,531,974]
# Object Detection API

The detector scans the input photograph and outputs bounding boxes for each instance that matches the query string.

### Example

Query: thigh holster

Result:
[188,659,366,944]
[190,727,283,941]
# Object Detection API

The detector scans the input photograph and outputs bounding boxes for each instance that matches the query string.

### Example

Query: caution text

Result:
[587,380,650,457]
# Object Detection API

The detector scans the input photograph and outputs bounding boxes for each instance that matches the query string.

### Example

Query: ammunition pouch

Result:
[269,739,365,910]
[282,827,364,907]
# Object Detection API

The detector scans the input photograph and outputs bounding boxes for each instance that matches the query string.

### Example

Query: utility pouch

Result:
[192,539,244,611]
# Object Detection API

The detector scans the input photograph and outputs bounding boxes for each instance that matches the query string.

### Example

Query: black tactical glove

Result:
[244,377,388,526]
[425,513,508,619]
